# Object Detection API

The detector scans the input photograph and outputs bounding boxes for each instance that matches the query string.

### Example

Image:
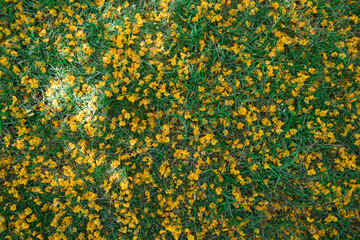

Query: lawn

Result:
[0,0,360,239]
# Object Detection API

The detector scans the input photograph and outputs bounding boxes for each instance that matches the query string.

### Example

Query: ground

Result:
[0,0,360,239]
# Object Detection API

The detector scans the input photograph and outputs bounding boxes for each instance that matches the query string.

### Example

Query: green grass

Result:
[1,0,360,239]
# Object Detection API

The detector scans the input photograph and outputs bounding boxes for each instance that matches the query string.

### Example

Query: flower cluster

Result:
[1,0,360,239]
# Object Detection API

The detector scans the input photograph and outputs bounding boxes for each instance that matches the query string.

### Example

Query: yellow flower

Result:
[307,169,316,176]
[264,163,270,169]
[3,135,11,147]
[49,9,57,16]
[12,65,20,75]
[10,204,16,211]
[129,139,137,146]
[253,129,264,141]
[325,214,338,223]
[238,106,247,115]
[127,94,138,103]
[249,164,259,171]
[15,139,24,149]
[39,28,47,37]
[120,179,128,190]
